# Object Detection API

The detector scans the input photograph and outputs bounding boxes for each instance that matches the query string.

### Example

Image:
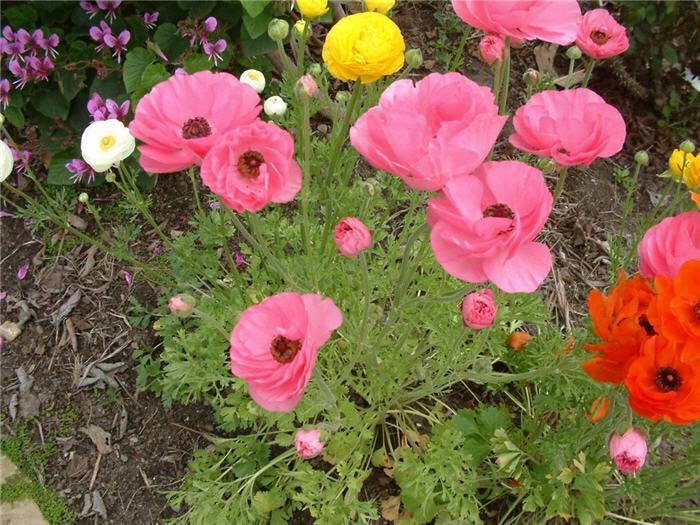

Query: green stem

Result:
[564,56,576,89]
[553,166,569,204]
[188,167,205,217]
[618,162,642,250]
[300,95,313,262]
[492,59,504,103]
[448,26,471,71]
[276,39,294,77]
[582,59,596,88]
[296,22,309,76]
[498,37,511,115]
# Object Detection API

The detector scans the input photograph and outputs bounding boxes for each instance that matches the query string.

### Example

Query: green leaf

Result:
[241,0,272,18]
[183,54,213,74]
[177,0,216,18]
[154,23,188,59]
[212,1,243,25]
[240,27,276,57]
[3,5,38,27]
[3,107,25,129]
[242,2,275,40]
[662,44,678,64]
[123,48,155,93]
[32,90,70,120]
[57,69,86,101]
[91,72,126,101]
[252,490,285,514]
[140,63,170,91]
[46,147,80,185]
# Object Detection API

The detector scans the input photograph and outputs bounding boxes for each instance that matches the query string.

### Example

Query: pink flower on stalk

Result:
[105,98,130,120]
[230,292,343,412]
[608,429,647,474]
[479,34,505,65]
[203,16,218,33]
[350,72,507,191]
[65,158,96,184]
[427,161,552,293]
[294,429,325,459]
[8,59,31,89]
[89,21,113,52]
[637,211,700,279]
[200,120,302,213]
[509,88,626,167]
[334,217,372,257]
[576,9,629,59]
[129,71,261,173]
[451,0,581,45]
[143,12,159,29]
[461,289,498,329]
[96,0,122,22]
[80,1,100,18]
[202,38,226,65]
[0,79,9,108]
[103,29,130,63]
[168,294,194,316]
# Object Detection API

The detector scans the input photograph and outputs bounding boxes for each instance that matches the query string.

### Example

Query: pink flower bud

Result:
[609,429,647,474]
[461,289,497,329]
[334,217,372,258]
[294,429,324,459]
[168,294,195,316]
[479,34,505,65]
[296,74,318,97]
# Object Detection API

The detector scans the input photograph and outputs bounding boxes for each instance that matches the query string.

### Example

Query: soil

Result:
[1,2,698,524]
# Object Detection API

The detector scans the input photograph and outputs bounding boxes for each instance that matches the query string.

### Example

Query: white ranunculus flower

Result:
[81,119,135,173]
[0,140,13,182]
[263,96,287,117]
[240,69,266,93]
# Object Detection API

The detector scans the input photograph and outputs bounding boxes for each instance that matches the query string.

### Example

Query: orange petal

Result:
[585,396,611,423]
[508,331,533,351]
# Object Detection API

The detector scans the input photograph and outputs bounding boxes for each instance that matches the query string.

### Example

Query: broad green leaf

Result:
[242,2,275,40]
[57,69,86,101]
[3,107,25,129]
[241,0,272,18]
[178,0,216,18]
[91,71,127,101]
[32,90,70,120]
[140,63,170,91]
[46,147,80,185]
[123,48,155,93]
[2,5,38,27]
[154,22,188,58]
[240,26,276,56]
[183,54,213,74]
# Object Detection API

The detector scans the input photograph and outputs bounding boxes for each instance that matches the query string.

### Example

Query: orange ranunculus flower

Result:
[647,260,700,349]
[585,396,611,423]
[582,271,656,383]
[625,335,700,425]
[507,331,533,351]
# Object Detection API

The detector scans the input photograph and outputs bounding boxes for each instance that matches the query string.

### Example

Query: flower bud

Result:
[609,429,647,474]
[263,95,287,117]
[267,18,289,42]
[479,35,505,65]
[294,429,325,459]
[168,293,196,317]
[240,69,266,93]
[105,172,116,183]
[523,68,539,84]
[295,74,319,98]
[461,289,498,330]
[634,150,649,166]
[78,192,89,203]
[334,217,372,257]
[566,45,582,60]
[335,90,350,103]
[307,63,322,76]
[405,48,423,68]
[294,20,307,36]
[680,140,696,154]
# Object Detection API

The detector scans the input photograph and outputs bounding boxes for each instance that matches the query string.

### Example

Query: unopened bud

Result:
[295,74,319,97]
[523,68,538,84]
[335,90,350,103]
[680,140,696,154]
[78,192,89,203]
[263,95,287,117]
[294,20,307,36]
[566,45,582,60]
[267,18,289,42]
[405,48,423,68]
[307,63,322,77]
[634,151,649,166]
[105,172,116,183]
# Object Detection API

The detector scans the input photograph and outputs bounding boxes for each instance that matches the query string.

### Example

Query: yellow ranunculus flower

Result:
[668,148,695,178]
[684,155,700,188]
[296,0,329,19]
[365,0,396,14]
[322,12,405,84]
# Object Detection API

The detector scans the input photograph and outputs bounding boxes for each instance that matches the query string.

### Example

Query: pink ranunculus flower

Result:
[350,72,507,192]
[576,9,629,60]
[294,428,325,459]
[427,160,553,293]
[296,74,319,97]
[129,71,261,173]
[334,217,372,257]
[608,429,647,474]
[637,211,700,279]
[509,88,626,167]
[230,292,343,412]
[200,120,302,213]
[479,34,505,65]
[451,0,581,45]
[461,288,498,329]
[168,293,195,316]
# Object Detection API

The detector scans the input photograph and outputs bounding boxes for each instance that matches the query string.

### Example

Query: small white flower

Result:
[81,119,135,173]
[240,69,266,93]
[0,140,13,182]
[263,96,287,117]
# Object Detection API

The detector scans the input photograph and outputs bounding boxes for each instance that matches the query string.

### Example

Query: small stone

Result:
[0,321,22,342]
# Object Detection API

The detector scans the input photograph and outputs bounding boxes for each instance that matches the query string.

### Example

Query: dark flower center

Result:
[638,314,656,336]
[590,30,610,45]
[693,302,700,320]
[181,117,212,139]
[237,151,265,179]
[654,366,682,392]
[270,335,301,364]
[483,203,515,234]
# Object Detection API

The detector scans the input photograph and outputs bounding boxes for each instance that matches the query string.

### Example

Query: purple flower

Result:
[0,79,9,109]
[2,26,15,41]
[203,38,226,65]
[26,56,54,82]
[89,21,113,52]
[120,270,133,287]
[105,99,130,120]
[235,252,247,268]
[40,33,60,58]
[143,12,159,29]
[103,29,129,63]
[65,158,96,184]
[0,31,25,58]
[5,140,31,173]
[96,0,122,23]
[174,67,188,76]
[0,291,7,300]
[80,1,100,18]
[16,29,44,56]
[8,59,31,89]
[203,16,218,33]
[87,92,107,120]
[17,262,29,280]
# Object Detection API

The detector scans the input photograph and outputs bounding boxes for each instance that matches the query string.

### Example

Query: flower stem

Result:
[564,56,576,89]
[498,37,511,115]
[296,22,310,76]
[448,26,471,71]
[552,166,569,204]
[276,40,294,77]
[582,59,596,88]
[188,167,204,217]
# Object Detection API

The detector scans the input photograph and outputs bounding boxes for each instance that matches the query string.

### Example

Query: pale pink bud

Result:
[609,429,647,474]
[294,429,324,459]
[334,217,372,258]
[461,289,497,329]
[479,34,505,65]
[168,294,195,316]
[296,74,318,97]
